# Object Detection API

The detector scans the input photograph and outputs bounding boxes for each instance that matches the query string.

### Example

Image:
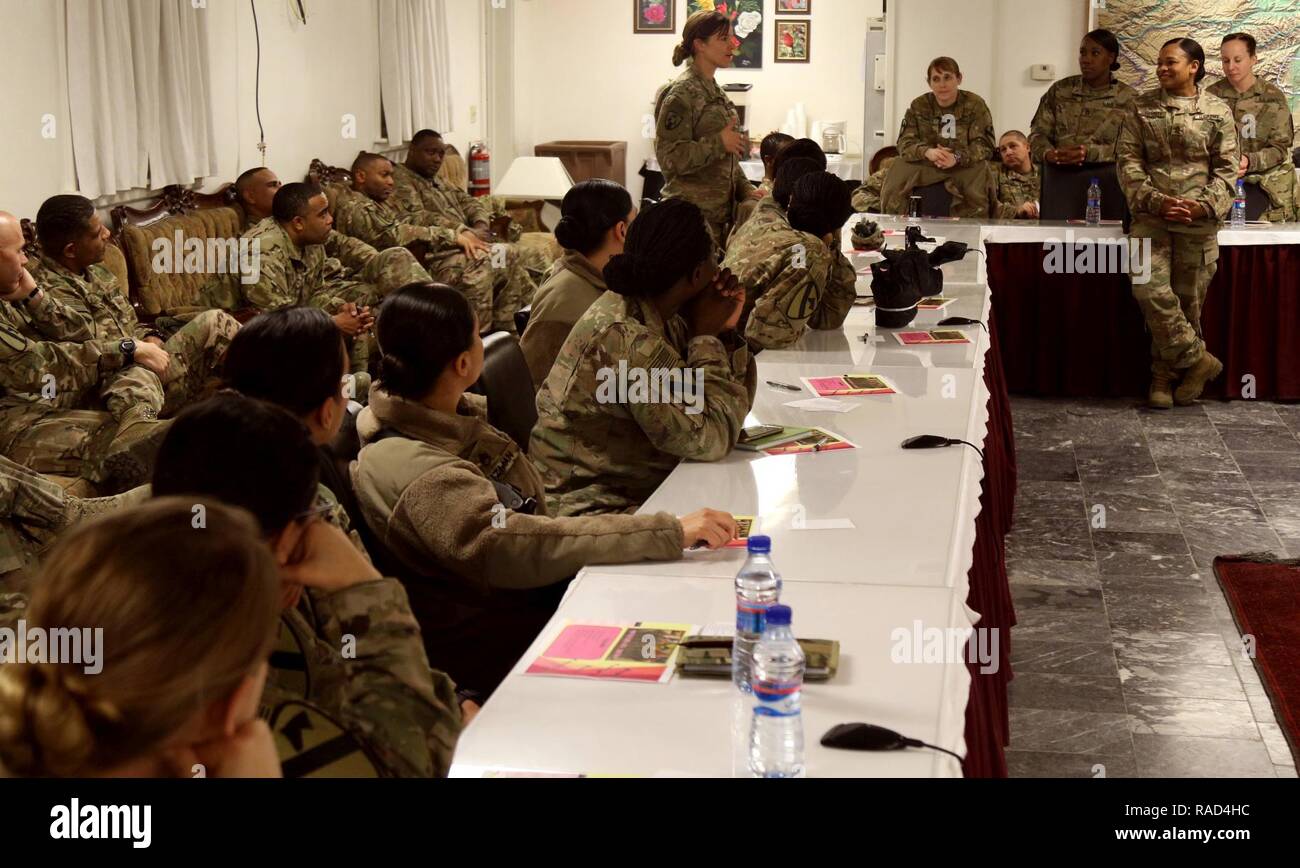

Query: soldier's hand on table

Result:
[457,231,490,260]
[133,341,170,375]
[275,519,382,592]
[720,120,747,158]
[1016,201,1040,219]
[679,509,739,550]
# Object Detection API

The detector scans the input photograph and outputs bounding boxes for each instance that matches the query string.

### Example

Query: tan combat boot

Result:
[101,408,173,492]
[1174,351,1224,406]
[1148,362,1176,410]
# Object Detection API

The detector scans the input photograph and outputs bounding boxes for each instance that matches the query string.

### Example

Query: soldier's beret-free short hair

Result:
[273,182,326,223]
[35,194,96,257]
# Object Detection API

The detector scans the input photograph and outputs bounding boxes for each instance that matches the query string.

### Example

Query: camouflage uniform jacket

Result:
[852,166,890,212]
[390,163,488,231]
[993,163,1041,219]
[723,200,856,350]
[1029,76,1140,164]
[1206,77,1298,220]
[236,219,374,313]
[896,91,996,166]
[32,255,156,343]
[0,295,131,410]
[655,62,756,225]
[529,291,755,516]
[262,576,462,778]
[518,252,607,390]
[352,390,683,591]
[1116,86,1239,235]
[332,188,460,253]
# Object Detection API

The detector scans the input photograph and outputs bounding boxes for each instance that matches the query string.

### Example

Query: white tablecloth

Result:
[451,216,999,779]
[741,154,864,184]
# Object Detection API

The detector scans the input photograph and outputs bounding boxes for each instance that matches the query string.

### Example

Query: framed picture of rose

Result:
[777,0,810,13]
[775,19,810,63]
[634,0,675,34]
[686,0,764,69]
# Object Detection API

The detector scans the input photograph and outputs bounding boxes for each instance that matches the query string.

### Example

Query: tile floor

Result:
[1005,397,1300,778]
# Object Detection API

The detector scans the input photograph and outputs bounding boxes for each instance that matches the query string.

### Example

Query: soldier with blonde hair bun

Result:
[0,498,283,778]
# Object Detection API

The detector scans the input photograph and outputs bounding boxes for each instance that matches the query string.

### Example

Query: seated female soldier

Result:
[351,282,737,690]
[529,198,756,517]
[518,179,636,390]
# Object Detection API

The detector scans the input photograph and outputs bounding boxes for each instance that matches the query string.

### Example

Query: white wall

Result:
[512,0,883,198]
[0,0,486,219]
[889,0,1088,141]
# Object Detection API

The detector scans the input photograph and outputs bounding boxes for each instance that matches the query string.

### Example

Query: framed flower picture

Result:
[777,0,810,13]
[687,0,764,69]
[634,0,675,34]
[775,19,810,63]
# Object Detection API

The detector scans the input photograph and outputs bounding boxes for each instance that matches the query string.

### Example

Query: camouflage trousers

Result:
[0,454,72,585]
[1248,168,1299,223]
[1129,222,1216,373]
[426,243,535,334]
[357,247,432,301]
[96,308,240,419]
[0,404,119,485]
[880,160,993,218]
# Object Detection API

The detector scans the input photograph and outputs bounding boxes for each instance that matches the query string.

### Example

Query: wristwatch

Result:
[119,339,136,366]
[19,288,43,307]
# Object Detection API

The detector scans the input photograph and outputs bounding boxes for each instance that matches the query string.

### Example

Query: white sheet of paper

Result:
[785,398,860,414]
[794,518,857,531]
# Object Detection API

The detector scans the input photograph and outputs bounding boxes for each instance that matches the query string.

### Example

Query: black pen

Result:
[767,381,803,392]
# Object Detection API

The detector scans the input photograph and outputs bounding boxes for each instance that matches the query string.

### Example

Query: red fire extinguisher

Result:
[468,141,491,197]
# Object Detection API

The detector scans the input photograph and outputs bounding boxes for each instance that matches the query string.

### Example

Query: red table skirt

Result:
[986,242,1300,400]
[962,311,1017,778]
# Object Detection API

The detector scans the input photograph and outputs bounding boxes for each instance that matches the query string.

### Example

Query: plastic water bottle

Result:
[1231,179,1247,228]
[748,605,805,778]
[1086,178,1102,226]
[732,535,781,694]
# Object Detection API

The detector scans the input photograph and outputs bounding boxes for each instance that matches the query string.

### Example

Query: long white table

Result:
[451,218,1003,778]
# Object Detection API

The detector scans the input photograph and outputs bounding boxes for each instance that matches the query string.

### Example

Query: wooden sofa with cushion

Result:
[110,185,246,322]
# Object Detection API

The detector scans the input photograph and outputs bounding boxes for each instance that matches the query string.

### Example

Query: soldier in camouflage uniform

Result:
[852,160,898,214]
[0,211,171,490]
[390,132,535,334]
[31,196,239,419]
[724,170,857,351]
[1030,30,1139,167]
[993,131,1042,219]
[1116,38,1237,409]
[530,199,755,517]
[881,58,996,218]
[1208,33,1298,223]
[336,152,529,334]
[655,11,759,251]
[149,393,464,777]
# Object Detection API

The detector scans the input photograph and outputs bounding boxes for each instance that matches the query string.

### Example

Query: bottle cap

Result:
[747,535,772,554]
[1090,177,1100,185]
[766,605,792,626]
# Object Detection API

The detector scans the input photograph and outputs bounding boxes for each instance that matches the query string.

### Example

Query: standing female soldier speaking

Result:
[655,10,760,251]
[1116,38,1237,409]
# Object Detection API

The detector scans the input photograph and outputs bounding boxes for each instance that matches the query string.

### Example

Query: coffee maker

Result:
[820,120,848,155]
